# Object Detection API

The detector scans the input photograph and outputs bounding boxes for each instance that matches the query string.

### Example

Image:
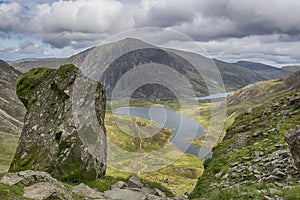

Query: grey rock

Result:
[104,188,145,200]
[1,170,59,186]
[128,174,143,188]
[111,181,128,189]
[269,188,283,196]
[252,131,262,137]
[1,170,73,200]
[72,183,106,199]
[9,65,107,182]
[154,188,166,198]
[24,182,73,200]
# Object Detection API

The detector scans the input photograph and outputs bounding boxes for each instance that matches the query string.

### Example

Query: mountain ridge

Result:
[10,38,266,98]
[233,60,291,80]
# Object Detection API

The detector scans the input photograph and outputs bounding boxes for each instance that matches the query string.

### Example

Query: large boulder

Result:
[285,125,300,170]
[9,64,107,182]
[0,170,73,200]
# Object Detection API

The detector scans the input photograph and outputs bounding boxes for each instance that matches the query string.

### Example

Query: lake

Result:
[114,106,212,158]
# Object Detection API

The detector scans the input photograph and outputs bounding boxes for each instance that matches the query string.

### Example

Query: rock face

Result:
[9,64,107,182]
[285,125,300,171]
[0,60,25,136]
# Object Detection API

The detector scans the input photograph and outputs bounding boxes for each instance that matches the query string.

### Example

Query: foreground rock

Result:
[285,125,300,171]
[72,183,106,199]
[0,171,188,200]
[9,65,107,182]
[0,170,73,199]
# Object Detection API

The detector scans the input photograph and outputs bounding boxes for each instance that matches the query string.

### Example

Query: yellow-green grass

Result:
[0,134,18,172]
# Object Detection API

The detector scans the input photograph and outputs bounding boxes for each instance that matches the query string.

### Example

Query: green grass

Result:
[196,183,300,200]
[0,134,18,172]
[104,99,206,195]
[0,183,26,199]
[191,89,300,199]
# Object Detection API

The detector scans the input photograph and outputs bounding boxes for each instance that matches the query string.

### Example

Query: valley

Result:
[0,39,299,199]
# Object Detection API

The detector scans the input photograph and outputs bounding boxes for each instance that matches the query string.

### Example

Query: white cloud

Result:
[1,0,300,65]
[0,2,22,35]
[32,0,129,33]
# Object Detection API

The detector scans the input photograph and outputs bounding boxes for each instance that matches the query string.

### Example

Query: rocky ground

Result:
[191,90,300,199]
[0,170,188,200]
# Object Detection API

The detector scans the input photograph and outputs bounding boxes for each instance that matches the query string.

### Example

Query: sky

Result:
[1,0,300,67]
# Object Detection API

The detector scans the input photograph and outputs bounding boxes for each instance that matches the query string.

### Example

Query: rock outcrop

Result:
[285,125,300,171]
[9,64,107,182]
[0,170,73,199]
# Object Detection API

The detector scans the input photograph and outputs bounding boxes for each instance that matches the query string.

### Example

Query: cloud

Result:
[197,34,300,66]
[25,0,135,48]
[32,0,129,33]
[1,0,300,65]
[0,2,22,36]
[134,0,300,41]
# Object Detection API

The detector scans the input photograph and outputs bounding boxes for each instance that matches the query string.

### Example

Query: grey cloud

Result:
[134,0,300,41]
[0,2,22,32]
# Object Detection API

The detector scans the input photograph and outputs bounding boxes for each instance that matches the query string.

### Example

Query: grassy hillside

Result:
[191,70,300,199]
[0,60,25,172]
[191,89,300,199]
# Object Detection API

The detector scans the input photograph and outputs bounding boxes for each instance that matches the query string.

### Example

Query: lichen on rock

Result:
[9,64,107,182]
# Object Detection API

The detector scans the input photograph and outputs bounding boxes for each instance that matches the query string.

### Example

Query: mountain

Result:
[227,70,300,108]
[281,65,300,73]
[213,59,266,91]
[10,58,68,73]
[9,38,266,98]
[0,60,26,172]
[191,70,300,199]
[234,60,291,80]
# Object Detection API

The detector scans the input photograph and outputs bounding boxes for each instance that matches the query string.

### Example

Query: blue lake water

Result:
[191,92,230,100]
[115,107,212,158]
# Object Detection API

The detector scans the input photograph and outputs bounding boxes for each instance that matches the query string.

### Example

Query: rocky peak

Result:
[9,64,107,182]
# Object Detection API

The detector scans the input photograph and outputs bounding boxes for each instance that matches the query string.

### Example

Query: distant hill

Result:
[227,70,300,108]
[281,65,300,73]
[9,58,68,73]
[9,38,266,98]
[234,60,291,80]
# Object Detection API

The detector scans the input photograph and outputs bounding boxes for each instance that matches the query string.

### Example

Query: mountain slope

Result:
[191,70,300,199]
[0,60,26,172]
[214,59,266,91]
[10,38,265,98]
[0,60,25,136]
[227,70,300,108]
[281,65,300,73]
[234,61,291,80]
